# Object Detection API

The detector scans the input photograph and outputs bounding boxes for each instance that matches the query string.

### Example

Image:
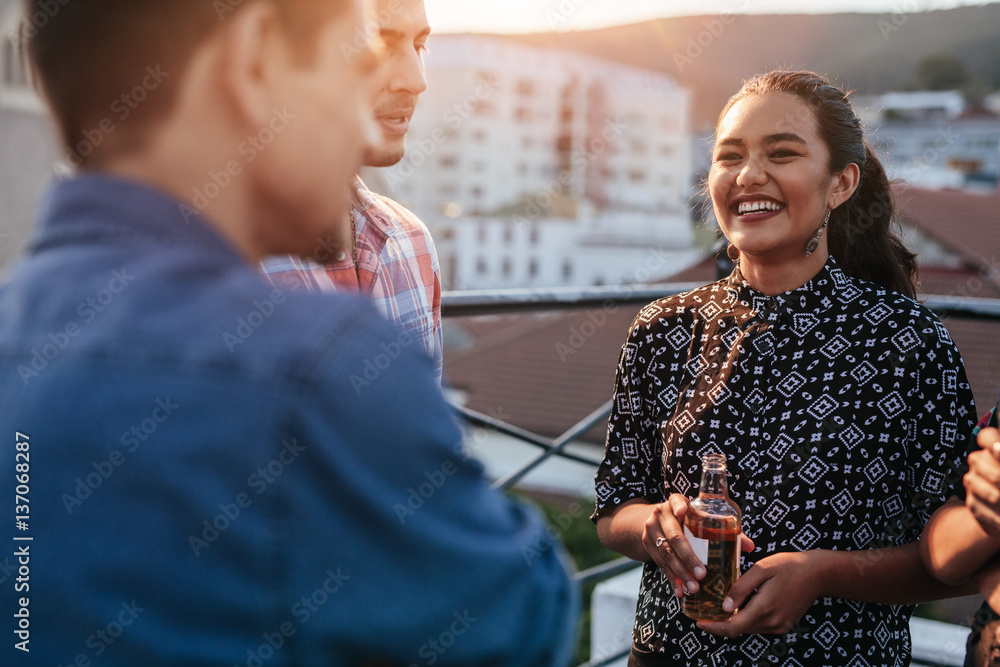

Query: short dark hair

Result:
[717,70,919,299]
[22,0,346,167]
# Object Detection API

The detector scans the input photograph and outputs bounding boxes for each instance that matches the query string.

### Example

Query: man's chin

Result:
[362,144,407,169]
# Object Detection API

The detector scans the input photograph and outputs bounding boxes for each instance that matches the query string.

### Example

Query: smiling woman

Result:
[593,70,978,666]
[710,71,918,299]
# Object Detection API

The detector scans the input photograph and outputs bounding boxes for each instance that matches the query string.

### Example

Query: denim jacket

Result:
[0,174,578,666]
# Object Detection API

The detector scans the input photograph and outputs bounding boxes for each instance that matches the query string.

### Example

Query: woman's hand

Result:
[966,427,1000,537]
[642,493,755,598]
[699,550,822,638]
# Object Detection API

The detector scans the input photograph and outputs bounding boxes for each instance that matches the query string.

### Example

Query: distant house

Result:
[0,0,61,277]
[859,90,1000,192]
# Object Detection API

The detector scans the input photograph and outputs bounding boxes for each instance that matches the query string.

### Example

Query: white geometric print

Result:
[777,371,807,397]
[820,335,850,359]
[851,361,878,385]
[792,312,819,336]
[808,394,838,421]
[769,433,795,460]
[666,325,691,351]
[878,391,906,420]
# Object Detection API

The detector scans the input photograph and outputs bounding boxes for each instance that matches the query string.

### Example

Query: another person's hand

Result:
[966,427,1000,537]
[698,550,820,638]
[641,494,755,598]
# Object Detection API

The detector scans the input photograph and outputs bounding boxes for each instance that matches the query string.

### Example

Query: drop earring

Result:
[805,211,831,257]
[727,244,739,262]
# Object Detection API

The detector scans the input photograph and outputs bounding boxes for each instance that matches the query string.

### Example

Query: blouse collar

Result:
[725,256,858,325]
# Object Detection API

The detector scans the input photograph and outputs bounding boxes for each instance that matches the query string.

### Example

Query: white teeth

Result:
[738,200,784,214]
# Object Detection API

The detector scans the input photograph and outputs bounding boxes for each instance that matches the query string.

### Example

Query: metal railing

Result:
[442,284,999,667]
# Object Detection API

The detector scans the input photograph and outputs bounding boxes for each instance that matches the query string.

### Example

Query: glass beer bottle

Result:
[681,452,742,622]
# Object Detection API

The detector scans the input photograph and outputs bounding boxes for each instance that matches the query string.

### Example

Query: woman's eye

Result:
[770,150,798,159]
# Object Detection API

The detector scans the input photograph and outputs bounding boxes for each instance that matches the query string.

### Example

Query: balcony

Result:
[442,285,1000,667]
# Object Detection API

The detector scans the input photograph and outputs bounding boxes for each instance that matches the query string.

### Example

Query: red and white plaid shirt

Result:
[261,177,442,379]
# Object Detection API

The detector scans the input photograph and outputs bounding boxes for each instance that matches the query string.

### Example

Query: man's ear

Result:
[829,162,861,210]
[214,2,291,131]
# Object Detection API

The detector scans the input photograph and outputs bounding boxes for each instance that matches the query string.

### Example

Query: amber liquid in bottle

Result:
[681,453,742,622]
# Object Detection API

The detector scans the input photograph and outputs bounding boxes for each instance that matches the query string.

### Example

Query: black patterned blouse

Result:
[593,257,976,666]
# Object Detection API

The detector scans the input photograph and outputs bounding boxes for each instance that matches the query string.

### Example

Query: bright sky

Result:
[425,0,1000,34]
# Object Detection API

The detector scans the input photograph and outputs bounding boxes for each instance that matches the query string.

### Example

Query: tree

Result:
[915,53,970,91]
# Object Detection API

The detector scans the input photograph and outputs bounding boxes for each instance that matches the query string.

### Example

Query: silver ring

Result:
[991,441,1000,458]
[655,537,667,547]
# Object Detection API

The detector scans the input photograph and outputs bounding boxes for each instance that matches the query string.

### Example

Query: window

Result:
[529,258,539,277]
[517,79,535,96]
[503,224,513,243]
[477,225,487,243]
[529,225,539,245]
[628,170,646,183]
[476,257,488,275]
[0,21,42,112]
[2,31,28,89]
[471,186,484,200]
[515,107,532,123]
[502,258,512,278]
[562,259,573,281]
[472,99,495,116]
[439,155,458,169]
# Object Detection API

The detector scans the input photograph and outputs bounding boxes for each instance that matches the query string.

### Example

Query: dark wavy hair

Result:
[717,70,918,299]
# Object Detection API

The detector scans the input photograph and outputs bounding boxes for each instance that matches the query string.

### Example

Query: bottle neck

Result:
[699,454,729,498]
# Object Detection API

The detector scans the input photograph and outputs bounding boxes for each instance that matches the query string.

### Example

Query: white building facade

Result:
[382,36,698,290]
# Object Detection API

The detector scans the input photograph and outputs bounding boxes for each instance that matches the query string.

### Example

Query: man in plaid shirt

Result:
[262,0,442,379]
